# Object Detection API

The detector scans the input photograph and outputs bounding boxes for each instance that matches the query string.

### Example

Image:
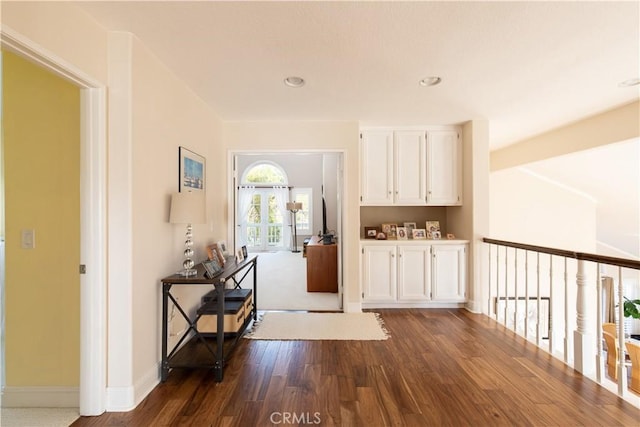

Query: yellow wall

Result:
[2,51,80,386]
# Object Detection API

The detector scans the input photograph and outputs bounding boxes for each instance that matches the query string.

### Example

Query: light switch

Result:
[21,229,35,249]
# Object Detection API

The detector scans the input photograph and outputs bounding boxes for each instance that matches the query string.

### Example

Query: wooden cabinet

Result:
[306,236,338,292]
[361,241,467,307]
[360,128,461,206]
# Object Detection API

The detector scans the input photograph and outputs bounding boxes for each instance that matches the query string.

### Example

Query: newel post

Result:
[574,259,595,375]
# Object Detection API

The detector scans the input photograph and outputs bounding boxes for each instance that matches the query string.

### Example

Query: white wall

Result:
[490,168,597,251]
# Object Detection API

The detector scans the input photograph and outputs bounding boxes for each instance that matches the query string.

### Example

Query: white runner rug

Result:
[245,312,389,340]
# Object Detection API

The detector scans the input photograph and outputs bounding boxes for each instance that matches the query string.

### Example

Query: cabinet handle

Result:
[391,254,395,258]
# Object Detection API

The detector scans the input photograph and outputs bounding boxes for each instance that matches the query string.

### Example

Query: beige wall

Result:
[3,51,81,386]
[491,101,640,171]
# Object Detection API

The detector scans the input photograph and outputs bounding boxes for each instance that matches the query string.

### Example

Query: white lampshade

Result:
[169,192,206,224]
[286,202,303,211]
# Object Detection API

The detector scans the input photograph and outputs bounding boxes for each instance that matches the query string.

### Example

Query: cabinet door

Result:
[432,244,466,302]
[361,131,394,205]
[397,245,430,301]
[394,131,427,205]
[427,130,462,205]
[362,245,396,301]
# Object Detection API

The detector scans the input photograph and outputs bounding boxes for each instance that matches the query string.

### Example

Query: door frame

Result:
[228,150,345,309]
[1,27,107,415]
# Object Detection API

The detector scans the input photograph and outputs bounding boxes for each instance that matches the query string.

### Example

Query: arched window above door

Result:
[241,161,288,185]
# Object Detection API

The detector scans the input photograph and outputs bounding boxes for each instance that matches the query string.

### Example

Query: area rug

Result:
[0,407,79,427]
[244,312,389,340]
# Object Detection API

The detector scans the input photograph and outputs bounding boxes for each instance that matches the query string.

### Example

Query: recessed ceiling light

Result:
[284,76,305,88]
[419,76,442,87]
[618,78,640,87]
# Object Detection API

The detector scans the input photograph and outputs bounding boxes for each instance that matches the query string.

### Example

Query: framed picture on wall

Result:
[179,146,205,192]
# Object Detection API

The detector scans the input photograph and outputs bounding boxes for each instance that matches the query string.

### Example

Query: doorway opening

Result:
[230,152,343,312]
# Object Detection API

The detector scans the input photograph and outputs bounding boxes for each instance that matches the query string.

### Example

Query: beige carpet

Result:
[256,250,340,311]
[245,312,389,340]
[0,408,79,427]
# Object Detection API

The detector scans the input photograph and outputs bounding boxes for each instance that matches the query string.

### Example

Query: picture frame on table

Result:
[217,240,229,256]
[381,223,397,239]
[403,222,417,238]
[241,245,248,259]
[236,249,245,263]
[202,258,222,279]
[179,146,205,193]
[207,244,225,266]
[364,227,378,239]
[397,227,408,240]
[412,229,427,240]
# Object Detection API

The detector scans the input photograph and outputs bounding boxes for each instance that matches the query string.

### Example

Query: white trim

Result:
[105,386,135,413]
[1,26,107,416]
[133,365,160,409]
[1,387,79,408]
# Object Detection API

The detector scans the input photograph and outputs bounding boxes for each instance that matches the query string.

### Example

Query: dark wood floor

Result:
[72,309,639,426]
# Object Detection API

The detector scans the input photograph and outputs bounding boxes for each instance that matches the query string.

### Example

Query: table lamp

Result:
[170,192,206,276]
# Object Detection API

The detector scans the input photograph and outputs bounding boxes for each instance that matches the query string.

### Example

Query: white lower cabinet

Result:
[361,241,467,306]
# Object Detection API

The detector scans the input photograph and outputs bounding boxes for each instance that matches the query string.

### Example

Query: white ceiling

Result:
[76,1,640,149]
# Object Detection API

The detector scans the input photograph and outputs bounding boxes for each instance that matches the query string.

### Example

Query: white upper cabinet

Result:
[360,130,394,205]
[360,128,462,206]
[427,130,462,205]
[395,131,427,205]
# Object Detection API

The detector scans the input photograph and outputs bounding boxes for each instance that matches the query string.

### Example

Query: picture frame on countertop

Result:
[376,231,387,240]
[178,146,205,193]
[425,221,441,239]
[365,227,379,239]
[381,223,397,239]
[412,229,427,240]
[431,231,442,240]
[397,226,408,240]
[403,222,417,238]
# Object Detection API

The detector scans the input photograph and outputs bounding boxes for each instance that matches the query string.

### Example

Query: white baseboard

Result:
[343,302,362,313]
[105,385,135,412]
[465,299,483,313]
[133,365,160,408]
[1,386,78,408]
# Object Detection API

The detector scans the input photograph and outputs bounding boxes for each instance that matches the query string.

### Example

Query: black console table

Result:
[160,255,257,382]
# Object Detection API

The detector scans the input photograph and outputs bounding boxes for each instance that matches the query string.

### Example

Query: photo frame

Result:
[431,231,442,240]
[397,226,408,240]
[207,244,225,266]
[179,146,205,192]
[412,229,427,240]
[403,222,417,239]
[364,227,378,239]
[217,240,229,256]
[236,249,245,263]
[241,245,248,259]
[381,223,398,239]
[202,258,222,279]
[425,221,441,239]
[376,231,387,240]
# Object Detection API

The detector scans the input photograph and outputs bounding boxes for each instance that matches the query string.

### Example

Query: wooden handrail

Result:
[483,238,640,270]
